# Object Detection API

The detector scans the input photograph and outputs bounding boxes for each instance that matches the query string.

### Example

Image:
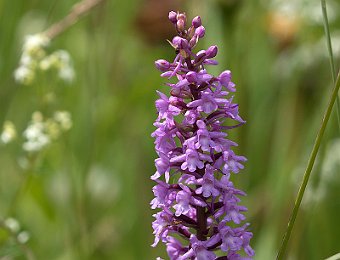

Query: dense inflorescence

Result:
[151,11,254,260]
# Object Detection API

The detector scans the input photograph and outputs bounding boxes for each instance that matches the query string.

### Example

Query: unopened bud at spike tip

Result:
[168,11,177,24]
[176,20,185,33]
[176,13,186,32]
[192,16,202,28]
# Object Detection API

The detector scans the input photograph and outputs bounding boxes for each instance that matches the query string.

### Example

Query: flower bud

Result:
[206,45,218,58]
[172,36,188,50]
[155,59,170,72]
[177,13,186,22]
[176,13,186,32]
[195,26,205,38]
[176,20,185,33]
[192,16,202,28]
[168,11,177,24]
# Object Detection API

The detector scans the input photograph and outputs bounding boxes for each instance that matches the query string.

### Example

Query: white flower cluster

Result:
[40,50,75,82]
[3,217,30,244]
[23,111,72,152]
[14,34,75,85]
[0,121,17,144]
[23,112,50,152]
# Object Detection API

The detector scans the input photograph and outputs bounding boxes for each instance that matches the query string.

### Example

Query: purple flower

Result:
[219,226,243,252]
[195,165,220,198]
[151,152,171,182]
[184,109,199,124]
[166,237,186,259]
[155,91,181,121]
[218,70,236,92]
[173,188,192,216]
[221,150,247,174]
[173,185,206,217]
[151,11,254,260]
[187,91,218,113]
[152,209,173,247]
[179,235,216,260]
[150,181,175,209]
[170,147,208,173]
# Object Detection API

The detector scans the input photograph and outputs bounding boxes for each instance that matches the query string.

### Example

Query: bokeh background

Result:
[1,0,340,259]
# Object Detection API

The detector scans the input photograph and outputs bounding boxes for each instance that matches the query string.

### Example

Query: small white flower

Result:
[55,50,71,64]
[54,50,74,82]
[1,121,17,144]
[20,54,33,67]
[32,111,43,122]
[14,66,34,85]
[17,231,30,244]
[23,34,50,56]
[59,66,75,82]
[4,218,20,233]
[39,55,54,70]
[22,113,50,152]
[21,111,73,152]
[54,111,72,131]
[22,134,50,152]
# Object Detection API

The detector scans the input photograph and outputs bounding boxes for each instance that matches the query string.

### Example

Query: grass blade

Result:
[276,71,340,259]
[321,0,340,130]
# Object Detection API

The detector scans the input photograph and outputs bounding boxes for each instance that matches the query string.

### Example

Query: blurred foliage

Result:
[0,0,340,259]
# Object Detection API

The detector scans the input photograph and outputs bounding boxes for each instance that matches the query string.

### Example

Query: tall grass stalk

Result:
[276,70,340,259]
[321,0,340,130]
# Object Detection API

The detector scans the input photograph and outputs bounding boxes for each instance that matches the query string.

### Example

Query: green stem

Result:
[276,71,340,259]
[321,0,340,130]
[6,154,37,217]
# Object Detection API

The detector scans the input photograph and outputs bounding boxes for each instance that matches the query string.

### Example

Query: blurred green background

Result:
[0,0,340,259]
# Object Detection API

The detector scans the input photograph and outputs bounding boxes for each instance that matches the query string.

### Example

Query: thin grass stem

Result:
[43,0,105,40]
[276,71,340,259]
[321,0,340,130]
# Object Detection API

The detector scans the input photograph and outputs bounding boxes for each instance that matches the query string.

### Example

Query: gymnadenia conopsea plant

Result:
[151,11,255,260]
